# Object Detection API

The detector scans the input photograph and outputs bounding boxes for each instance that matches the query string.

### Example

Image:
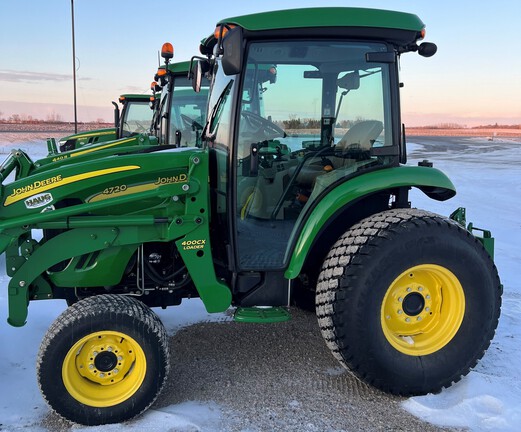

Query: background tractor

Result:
[7,55,210,181]
[0,7,501,426]
[58,93,154,152]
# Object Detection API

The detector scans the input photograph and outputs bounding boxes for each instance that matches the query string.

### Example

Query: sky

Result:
[1,0,520,126]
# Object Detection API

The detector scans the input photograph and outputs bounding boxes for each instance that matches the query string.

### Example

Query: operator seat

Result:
[336,120,383,151]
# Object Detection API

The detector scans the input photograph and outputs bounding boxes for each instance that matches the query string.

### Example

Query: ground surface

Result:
[40,308,457,432]
[1,132,519,431]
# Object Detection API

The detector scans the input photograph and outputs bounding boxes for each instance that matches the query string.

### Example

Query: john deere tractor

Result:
[0,8,501,426]
[58,93,154,152]
[10,55,209,180]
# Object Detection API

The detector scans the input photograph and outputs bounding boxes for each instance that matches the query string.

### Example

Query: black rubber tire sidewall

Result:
[325,212,501,395]
[37,296,169,425]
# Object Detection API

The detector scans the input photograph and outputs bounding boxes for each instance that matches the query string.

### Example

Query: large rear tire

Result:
[316,209,501,395]
[37,294,170,425]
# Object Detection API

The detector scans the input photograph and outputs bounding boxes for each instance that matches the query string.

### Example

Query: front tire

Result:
[37,294,170,425]
[316,209,501,395]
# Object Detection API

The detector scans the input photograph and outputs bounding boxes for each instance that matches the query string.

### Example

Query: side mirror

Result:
[191,61,203,93]
[221,27,243,75]
[112,101,120,129]
[190,59,210,93]
[418,42,437,58]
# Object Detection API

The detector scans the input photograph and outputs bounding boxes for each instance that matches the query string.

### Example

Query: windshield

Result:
[120,101,153,137]
[160,76,210,147]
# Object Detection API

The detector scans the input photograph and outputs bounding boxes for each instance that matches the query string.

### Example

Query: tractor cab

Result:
[28,57,210,176]
[153,60,210,148]
[116,93,155,138]
[199,8,439,305]
[58,93,154,152]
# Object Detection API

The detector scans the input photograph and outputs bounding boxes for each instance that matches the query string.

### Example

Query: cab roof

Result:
[217,7,424,33]
[118,94,151,101]
[167,61,190,74]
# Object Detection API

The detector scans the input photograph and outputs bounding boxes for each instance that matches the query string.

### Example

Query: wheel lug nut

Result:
[417,316,422,321]
[398,297,403,302]
[107,347,113,352]
[418,286,423,291]
[397,310,403,314]
[386,315,391,320]
[113,368,119,374]
[99,373,105,378]
[405,317,411,322]
[425,307,430,312]
[118,356,123,361]
[89,364,94,370]
[93,351,98,357]
[406,287,412,292]
[426,295,431,299]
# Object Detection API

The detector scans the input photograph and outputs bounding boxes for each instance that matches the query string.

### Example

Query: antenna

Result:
[71,0,78,133]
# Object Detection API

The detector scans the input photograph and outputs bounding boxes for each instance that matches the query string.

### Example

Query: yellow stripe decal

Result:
[87,182,158,203]
[4,165,141,206]
[71,138,137,157]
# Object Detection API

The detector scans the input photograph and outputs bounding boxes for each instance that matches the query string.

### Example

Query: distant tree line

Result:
[414,122,467,129]
[412,122,521,130]
[472,123,521,129]
[277,115,373,129]
[0,111,107,124]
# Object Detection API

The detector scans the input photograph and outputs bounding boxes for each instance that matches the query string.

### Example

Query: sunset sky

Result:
[1,0,520,126]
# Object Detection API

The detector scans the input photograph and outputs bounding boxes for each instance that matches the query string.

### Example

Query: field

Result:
[406,127,521,138]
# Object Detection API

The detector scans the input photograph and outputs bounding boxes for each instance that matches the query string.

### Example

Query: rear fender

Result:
[284,166,456,279]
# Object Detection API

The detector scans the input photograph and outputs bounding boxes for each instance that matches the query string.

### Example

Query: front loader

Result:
[0,7,501,426]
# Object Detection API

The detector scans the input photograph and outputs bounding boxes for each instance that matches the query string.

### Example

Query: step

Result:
[233,306,291,323]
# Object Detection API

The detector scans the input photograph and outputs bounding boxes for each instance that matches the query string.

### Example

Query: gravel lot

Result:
[161,308,463,431]
[40,308,461,431]
[39,306,465,432]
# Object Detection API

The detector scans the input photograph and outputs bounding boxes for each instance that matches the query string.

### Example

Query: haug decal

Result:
[24,192,54,209]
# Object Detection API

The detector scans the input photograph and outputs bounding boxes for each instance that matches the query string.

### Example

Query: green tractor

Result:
[11,55,210,178]
[55,42,209,156]
[0,7,501,426]
[58,93,155,152]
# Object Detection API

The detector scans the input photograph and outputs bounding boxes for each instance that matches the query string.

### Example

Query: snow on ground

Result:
[0,268,229,431]
[0,135,520,431]
[404,137,521,431]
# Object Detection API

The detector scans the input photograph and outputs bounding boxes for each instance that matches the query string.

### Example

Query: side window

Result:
[335,68,387,148]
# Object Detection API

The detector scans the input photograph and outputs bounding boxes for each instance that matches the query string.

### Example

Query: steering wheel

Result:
[133,121,147,132]
[241,111,286,141]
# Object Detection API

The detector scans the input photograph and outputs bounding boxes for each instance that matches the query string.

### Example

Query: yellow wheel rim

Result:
[381,264,465,356]
[62,331,146,407]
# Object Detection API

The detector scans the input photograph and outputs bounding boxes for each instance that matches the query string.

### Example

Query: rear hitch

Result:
[450,207,495,258]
